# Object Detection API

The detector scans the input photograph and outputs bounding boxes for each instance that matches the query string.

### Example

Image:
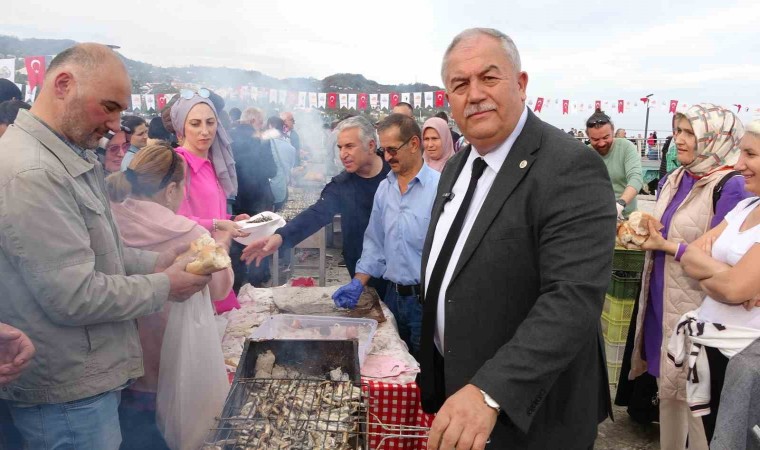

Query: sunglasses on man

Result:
[586,118,610,128]
[378,136,413,156]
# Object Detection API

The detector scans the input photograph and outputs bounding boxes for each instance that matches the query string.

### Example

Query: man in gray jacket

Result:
[0,43,210,449]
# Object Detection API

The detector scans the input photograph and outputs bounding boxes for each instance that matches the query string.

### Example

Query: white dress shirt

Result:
[426,106,529,354]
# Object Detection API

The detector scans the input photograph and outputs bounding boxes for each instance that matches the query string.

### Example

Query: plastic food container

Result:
[233,212,286,246]
[249,314,378,367]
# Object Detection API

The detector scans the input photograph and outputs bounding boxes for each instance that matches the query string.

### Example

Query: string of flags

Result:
[3,56,759,115]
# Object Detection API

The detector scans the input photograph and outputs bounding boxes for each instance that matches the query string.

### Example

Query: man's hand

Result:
[234,214,251,222]
[163,255,212,302]
[615,202,625,220]
[0,323,36,385]
[427,384,498,450]
[241,234,283,266]
[332,279,364,309]
[154,242,190,273]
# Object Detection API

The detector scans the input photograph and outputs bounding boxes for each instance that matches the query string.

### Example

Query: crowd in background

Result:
[0,28,759,450]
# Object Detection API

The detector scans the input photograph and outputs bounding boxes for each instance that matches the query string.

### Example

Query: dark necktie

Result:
[425,157,488,309]
[418,156,488,410]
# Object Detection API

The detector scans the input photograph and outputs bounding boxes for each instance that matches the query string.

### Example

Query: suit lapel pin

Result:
[519,160,528,169]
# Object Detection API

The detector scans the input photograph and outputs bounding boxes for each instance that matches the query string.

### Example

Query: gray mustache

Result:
[464,103,497,117]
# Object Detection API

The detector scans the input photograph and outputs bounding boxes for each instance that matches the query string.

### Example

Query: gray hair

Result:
[441,28,522,83]
[335,116,378,150]
[240,106,263,123]
[745,119,760,138]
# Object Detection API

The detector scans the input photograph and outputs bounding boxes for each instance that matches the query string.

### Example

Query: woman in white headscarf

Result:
[421,117,455,172]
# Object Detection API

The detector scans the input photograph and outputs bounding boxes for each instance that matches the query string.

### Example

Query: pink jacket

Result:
[175,146,239,313]
[111,198,233,393]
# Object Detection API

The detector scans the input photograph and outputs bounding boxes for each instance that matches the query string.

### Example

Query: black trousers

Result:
[701,345,729,442]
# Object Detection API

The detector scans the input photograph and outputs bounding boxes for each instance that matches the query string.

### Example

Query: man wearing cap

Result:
[332,113,440,354]
[586,109,643,218]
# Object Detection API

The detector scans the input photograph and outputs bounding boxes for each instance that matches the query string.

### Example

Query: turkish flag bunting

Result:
[25,56,46,91]
[390,92,400,108]
[434,90,445,107]
[358,93,368,110]
[669,100,678,114]
[594,100,601,111]
[640,97,650,103]
[618,100,625,114]
[562,99,569,115]
[327,92,338,109]
[156,94,167,110]
[534,97,544,113]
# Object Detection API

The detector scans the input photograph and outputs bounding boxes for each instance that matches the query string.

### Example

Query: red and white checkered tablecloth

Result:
[361,381,435,450]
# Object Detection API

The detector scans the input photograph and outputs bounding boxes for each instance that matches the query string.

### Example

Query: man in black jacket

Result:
[419,28,614,450]
[230,107,278,288]
[241,116,390,297]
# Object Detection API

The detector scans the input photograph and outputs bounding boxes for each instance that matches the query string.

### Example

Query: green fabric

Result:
[596,138,643,217]
[666,140,679,173]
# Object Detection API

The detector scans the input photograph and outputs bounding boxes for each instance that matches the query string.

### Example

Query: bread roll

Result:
[615,211,664,250]
[180,235,231,275]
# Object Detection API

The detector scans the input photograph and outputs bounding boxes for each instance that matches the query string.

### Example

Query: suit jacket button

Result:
[447,299,453,303]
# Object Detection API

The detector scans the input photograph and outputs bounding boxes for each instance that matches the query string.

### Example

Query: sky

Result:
[3,0,760,132]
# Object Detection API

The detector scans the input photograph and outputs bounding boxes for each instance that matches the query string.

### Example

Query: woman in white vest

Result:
[629,104,749,450]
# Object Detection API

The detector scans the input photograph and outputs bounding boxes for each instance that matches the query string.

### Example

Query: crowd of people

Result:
[0,26,758,450]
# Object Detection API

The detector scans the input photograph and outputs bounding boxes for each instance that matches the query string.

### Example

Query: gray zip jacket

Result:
[0,110,170,404]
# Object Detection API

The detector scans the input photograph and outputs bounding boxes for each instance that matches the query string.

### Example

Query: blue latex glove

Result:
[332,279,364,309]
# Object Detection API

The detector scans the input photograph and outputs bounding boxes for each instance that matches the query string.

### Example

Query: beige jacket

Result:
[629,167,729,401]
[0,111,170,404]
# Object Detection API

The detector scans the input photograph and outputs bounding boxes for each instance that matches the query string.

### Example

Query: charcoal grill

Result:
[204,340,430,449]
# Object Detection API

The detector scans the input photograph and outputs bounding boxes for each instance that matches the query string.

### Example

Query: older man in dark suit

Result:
[418,28,617,450]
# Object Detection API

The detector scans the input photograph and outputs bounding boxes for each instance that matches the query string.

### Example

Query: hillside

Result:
[0,35,443,93]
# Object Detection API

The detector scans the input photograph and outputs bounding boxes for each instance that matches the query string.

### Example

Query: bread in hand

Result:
[616,211,664,250]
[180,235,231,275]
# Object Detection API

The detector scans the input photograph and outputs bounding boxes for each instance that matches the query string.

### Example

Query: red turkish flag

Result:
[156,94,167,110]
[434,90,445,107]
[562,100,569,115]
[594,100,601,111]
[327,92,338,109]
[618,100,625,114]
[390,92,400,108]
[534,97,544,113]
[733,104,742,113]
[25,56,46,91]
[669,100,678,114]
[358,93,368,110]
[640,97,650,104]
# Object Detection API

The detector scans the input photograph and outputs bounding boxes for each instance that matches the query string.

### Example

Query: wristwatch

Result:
[616,198,627,207]
[479,389,500,413]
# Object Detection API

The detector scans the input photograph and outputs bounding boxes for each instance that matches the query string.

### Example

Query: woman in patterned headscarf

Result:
[628,104,750,450]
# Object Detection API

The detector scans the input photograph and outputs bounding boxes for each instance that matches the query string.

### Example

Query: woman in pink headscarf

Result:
[422,117,455,172]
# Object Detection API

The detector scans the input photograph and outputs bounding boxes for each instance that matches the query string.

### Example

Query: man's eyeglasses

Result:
[586,118,610,128]
[180,88,211,100]
[379,136,413,156]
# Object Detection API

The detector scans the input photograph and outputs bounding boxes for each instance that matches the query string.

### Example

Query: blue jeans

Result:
[8,390,122,450]
[384,282,423,354]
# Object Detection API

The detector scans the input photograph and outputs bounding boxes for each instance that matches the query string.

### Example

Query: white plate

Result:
[233,211,286,246]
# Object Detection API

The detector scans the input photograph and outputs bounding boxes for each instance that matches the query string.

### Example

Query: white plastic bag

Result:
[156,287,229,450]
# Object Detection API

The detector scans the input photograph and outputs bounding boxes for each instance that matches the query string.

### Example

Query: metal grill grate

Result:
[204,377,367,449]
